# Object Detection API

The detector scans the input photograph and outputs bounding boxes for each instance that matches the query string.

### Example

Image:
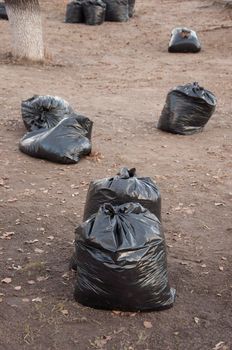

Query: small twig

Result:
[199,24,232,32]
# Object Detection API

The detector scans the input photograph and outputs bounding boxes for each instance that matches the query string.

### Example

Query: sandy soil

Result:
[0,0,232,349]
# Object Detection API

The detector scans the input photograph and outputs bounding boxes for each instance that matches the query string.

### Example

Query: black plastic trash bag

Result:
[0,3,8,20]
[168,28,201,53]
[65,0,84,23]
[74,203,175,311]
[19,115,92,164]
[83,0,106,25]
[21,95,74,131]
[103,0,129,22]
[157,82,217,135]
[83,167,161,221]
[128,0,135,17]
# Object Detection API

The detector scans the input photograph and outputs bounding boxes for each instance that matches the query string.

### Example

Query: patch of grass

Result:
[23,324,34,345]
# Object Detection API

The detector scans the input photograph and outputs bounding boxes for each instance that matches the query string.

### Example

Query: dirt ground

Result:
[0,0,232,349]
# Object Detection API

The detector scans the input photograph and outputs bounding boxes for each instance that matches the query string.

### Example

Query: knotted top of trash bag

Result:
[116,167,136,179]
[83,0,106,6]
[174,82,217,106]
[79,202,162,253]
[21,95,74,131]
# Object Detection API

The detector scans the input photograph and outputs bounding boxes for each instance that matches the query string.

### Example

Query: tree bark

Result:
[5,0,44,61]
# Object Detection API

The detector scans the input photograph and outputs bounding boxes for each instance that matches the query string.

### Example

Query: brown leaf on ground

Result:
[1,277,12,284]
[91,335,112,349]
[14,286,22,291]
[86,152,104,163]
[0,232,15,240]
[24,239,39,244]
[143,321,153,329]
[7,198,18,203]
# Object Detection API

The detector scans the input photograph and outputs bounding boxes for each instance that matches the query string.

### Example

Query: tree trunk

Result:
[5,0,44,62]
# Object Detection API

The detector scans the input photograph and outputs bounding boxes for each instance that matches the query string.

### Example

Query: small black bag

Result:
[65,0,84,23]
[83,0,106,25]
[83,167,161,221]
[128,0,135,17]
[74,203,175,311]
[168,28,201,53]
[157,82,217,135]
[19,115,92,164]
[103,0,129,22]
[21,95,74,131]
[0,3,8,20]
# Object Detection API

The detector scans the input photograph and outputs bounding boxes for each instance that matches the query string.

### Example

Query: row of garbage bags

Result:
[18,82,217,165]
[70,167,176,311]
[0,2,202,54]
[65,0,135,25]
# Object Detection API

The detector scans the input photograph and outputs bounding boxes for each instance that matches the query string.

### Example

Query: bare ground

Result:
[0,0,232,349]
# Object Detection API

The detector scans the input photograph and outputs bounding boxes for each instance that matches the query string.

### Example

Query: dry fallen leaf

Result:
[0,232,15,240]
[194,317,200,324]
[47,236,54,240]
[14,286,22,291]
[27,280,35,285]
[24,239,39,244]
[92,335,112,348]
[36,276,48,282]
[7,198,18,203]
[213,341,228,350]
[143,321,153,329]
[22,298,30,303]
[112,310,121,315]
[61,309,69,316]
[1,277,12,284]
[32,297,42,303]
[86,151,104,163]
[34,248,44,254]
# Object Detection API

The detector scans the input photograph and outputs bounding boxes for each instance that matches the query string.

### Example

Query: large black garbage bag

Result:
[103,0,129,22]
[157,82,217,135]
[65,0,84,23]
[19,115,92,164]
[168,28,201,53]
[21,95,74,131]
[128,0,135,17]
[74,203,175,311]
[0,3,8,20]
[83,0,106,25]
[83,167,161,221]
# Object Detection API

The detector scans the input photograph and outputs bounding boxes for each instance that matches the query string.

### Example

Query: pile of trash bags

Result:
[71,168,175,311]
[0,2,8,20]
[65,0,136,24]
[157,82,217,135]
[168,28,201,53]
[19,95,93,164]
